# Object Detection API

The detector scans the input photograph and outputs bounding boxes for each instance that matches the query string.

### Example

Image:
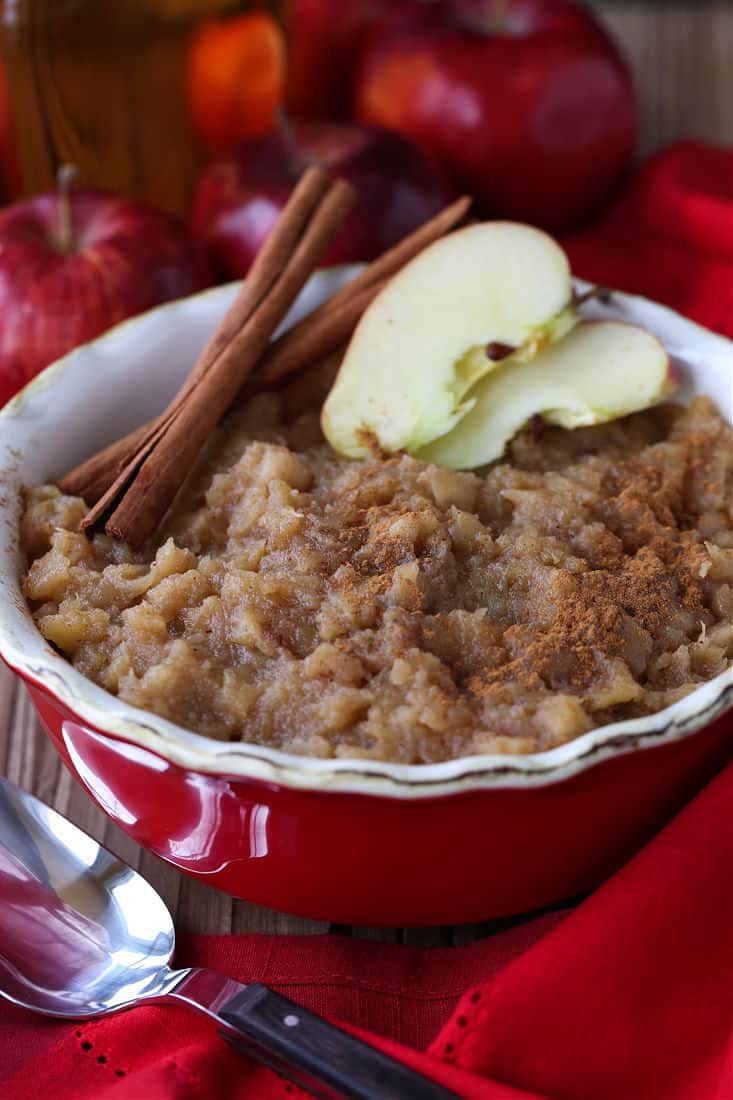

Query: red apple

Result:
[354,0,637,231]
[190,120,453,279]
[288,0,398,118]
[0,59,18,196]
[0,186,210,408]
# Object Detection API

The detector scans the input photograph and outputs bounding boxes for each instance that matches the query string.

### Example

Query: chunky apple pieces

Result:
[21,393,733,763]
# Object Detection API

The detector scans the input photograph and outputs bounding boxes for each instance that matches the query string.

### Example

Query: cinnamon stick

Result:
[58,424,148,503]
[59,193,471,505]
[82,170,355,547]
[253,193,472,392]
[250,276,388,394]
[59,167,332,503]
[177,166,334,396]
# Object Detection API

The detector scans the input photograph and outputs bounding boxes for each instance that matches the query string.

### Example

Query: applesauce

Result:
[20,394,733,763]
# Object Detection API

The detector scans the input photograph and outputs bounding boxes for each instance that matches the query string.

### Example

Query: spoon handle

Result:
[167,970,458,1100]
[219,983,459,1100]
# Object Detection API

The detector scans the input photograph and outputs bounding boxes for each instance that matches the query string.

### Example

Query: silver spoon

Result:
[0,776,457,1100]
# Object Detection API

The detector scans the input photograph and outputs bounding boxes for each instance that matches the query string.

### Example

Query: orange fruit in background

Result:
[187,12,285,154]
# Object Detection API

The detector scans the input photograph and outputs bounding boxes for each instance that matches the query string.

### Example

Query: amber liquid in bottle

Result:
[0,0,281,215]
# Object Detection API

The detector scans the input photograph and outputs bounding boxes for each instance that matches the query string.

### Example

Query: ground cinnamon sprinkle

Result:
[20,395,733,763]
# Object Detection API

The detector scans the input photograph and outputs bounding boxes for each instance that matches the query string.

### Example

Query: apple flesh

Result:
[418,321,672,470]
[189,120,452,279]
[354,0,637,231]
[0,188,209,408]
[322,222,575,457]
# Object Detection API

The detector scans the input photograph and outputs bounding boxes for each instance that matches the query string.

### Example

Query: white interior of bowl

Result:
[0,267,731,797]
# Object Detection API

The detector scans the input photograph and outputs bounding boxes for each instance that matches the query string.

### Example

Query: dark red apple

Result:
[354,0,637,231]
[288,0,398,118]
[0,186,210,407]
[190,120,453,279]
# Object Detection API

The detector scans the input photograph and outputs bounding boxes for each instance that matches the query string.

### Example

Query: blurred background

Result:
[0,0,729,404]
[1,0,729,210]
[595,2,731,150]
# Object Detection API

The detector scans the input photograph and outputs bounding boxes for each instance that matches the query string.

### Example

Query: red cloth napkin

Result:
[2,142,732,1100]
[564,140,733,338]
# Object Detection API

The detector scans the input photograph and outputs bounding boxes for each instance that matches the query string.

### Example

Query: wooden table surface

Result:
[1,2,731,942]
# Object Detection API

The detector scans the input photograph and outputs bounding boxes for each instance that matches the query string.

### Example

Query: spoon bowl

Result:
[0,775,174,1016]
[0,775,456,1100]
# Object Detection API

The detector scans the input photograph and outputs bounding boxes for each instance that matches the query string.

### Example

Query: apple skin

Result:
[0,189,210,408]
[354,0,637,231]
[190,120,453,279]
[0,58,18,196]
[288,0,398,118]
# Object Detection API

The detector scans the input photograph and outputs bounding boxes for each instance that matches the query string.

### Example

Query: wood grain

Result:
[1,3,730,941]
[596,2,733,149]
[0,1,218,214]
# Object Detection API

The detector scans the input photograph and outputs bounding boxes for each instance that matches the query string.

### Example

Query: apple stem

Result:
[456,0,511,34]
[573,285,612,308]
[277,107,309,176]
[55,163,77,254]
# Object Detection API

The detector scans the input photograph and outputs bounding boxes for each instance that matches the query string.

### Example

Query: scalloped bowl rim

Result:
[0,268,731,798]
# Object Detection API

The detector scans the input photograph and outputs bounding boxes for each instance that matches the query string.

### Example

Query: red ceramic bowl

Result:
[1,271,731,926]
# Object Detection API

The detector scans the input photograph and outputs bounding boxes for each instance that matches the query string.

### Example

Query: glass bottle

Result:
[0,0,283,215]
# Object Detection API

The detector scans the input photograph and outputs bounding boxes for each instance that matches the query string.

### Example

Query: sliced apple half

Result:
[322,221,575,457]
[418,321,672,470]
